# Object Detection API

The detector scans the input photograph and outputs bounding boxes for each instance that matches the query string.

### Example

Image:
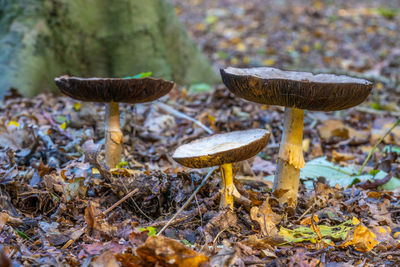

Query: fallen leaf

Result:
[318,120,369,144]
[92,251,120,267]
[341,224,378,252]
[371,118,400,144]
[331,150,356,164]
[136,235,209,267]
[210,242,237,267]
[0,212,9,232]
[250,199,282,236]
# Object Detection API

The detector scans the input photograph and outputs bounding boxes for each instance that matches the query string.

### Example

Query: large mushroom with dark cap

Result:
[173,129,270,209]
[54,76,175,168]
[220,67,373,209]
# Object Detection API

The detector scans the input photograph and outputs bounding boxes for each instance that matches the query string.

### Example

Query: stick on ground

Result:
[103,188,139,215]
[157,167,218,236]
[155,102,214,134]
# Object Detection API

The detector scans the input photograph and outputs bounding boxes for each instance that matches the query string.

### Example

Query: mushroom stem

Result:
[105,102,123,168]
[220,163,241,210]
[273,107,304,209]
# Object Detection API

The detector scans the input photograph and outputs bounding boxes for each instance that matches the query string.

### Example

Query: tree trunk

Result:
[0,0,218,97]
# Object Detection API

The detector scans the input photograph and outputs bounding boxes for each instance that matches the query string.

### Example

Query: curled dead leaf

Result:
[250,200,282,236]
[341,224,378,252]
[318,120,369,145]
[136,235,209,267]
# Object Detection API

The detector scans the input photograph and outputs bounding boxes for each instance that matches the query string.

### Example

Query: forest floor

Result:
[1,0,400,266]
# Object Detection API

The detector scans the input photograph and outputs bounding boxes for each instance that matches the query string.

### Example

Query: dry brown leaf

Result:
[331,150,356,163]
[371,117,400,144]
[242,234,284,249]
[136,235,209,267]
[250,200,282,236]
[318,120,369,144]
[92,251,120,267]
[0,212,9,232]
[84,201,116,238]
[210,243,237,267]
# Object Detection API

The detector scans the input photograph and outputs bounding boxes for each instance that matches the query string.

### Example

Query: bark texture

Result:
[0,0,218,97]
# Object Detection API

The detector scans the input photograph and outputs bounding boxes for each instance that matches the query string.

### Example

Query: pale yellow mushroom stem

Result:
[220,163,245,210]
[273,107,304,209]
[105,102,123,168]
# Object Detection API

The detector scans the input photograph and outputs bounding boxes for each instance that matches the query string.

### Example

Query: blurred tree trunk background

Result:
[0,0,218,97]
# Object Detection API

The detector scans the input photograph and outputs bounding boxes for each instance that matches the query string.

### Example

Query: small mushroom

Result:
[172,129,270,209]
[54,76,175,168]
[220,67,373,209]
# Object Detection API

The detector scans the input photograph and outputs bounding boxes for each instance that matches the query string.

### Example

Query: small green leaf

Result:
[180,239,193,247]
[123,72,152,79]
[188,83,212,93]
[373,7,398,19]
[116,161,129,168]
[56,116,67,123]
[369,169,380,176]
[217,51,229,59]
[139,226,157,236]
[371,102,382,110]
[16,229,30,239]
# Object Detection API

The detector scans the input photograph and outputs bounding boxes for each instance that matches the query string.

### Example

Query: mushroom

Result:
[220,67,373,209]
[172,129,270,209]
[54,76,175,168]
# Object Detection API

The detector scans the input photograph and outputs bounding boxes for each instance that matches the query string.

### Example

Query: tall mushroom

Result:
[54,76,175,168]
[220,67,373,209]
[172,129,270,209]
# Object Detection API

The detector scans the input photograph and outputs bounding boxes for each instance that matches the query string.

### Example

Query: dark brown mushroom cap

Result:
[220,67,373,111]
[172,129,270,168]
[54,75,175,103]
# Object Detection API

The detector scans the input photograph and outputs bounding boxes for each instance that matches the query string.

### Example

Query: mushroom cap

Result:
[54,75,175,103]
[220,67,373,111]
[172,129,270,168]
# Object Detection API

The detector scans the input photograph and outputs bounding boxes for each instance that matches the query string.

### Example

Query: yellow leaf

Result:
[263,59,275,66]
[243,56,250,65]
[352,217,360,225]
[73,102,81,111]
[376,83,383,90]
[8,121,20,127]
[60,122,67,130]
[301,45,310,53]
[230,57,239,65]
[394,232,400,239]
[236,42,246,52]
[300,214,319,225]
[342,224,378,252]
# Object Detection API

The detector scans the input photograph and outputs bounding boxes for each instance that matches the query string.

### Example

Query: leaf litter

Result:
[1,0,400,266]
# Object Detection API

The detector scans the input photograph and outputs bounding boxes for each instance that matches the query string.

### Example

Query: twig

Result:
[118,176,153,221]
[358,118,400,174]
[155,102,214,134]
[103,188,139,215]
[295,201,315,223]
[157,167,218,236]
[355,106,400,117]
